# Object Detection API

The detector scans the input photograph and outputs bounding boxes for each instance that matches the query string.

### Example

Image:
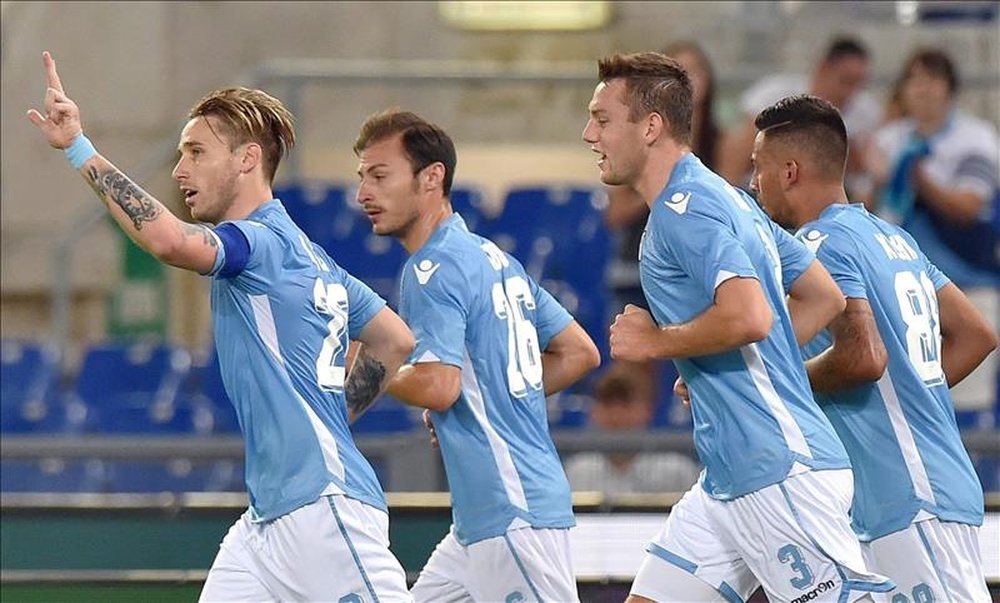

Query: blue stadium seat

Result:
[351,395,417,434]
[491,186,613,363]
[182,350,240,434]
[72,342,192,434]
[449,185,493,235]
[104,459,244,493]
[547,392,591,430]
[275,181,407,306]
[0,458,109,493]
[1,340,81,434]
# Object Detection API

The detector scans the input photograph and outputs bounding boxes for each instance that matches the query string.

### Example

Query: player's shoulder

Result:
[795,207,863,255]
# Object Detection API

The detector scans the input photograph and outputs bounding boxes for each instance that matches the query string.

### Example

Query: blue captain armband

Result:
[210,223,251,278]
[64,134,97,170]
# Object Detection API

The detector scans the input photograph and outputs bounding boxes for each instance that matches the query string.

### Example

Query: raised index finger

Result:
[42,51,65,94]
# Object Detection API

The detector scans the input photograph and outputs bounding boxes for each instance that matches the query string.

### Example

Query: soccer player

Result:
[353,109,601,602]
[751,94,997,602]
[584,52,892,602]
[28,51,416,601]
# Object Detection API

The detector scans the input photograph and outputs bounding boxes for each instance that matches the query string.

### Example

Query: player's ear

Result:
[644,112,665,144]
[782,159,799,190]
[239,142,262,174]
[422,162,445,192]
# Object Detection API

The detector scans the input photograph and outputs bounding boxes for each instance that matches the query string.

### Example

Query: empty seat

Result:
[72,342,192,434]
[351,395,417,434]
[0,458,109,493]
[104,459,244,493]
[0,340,80,433]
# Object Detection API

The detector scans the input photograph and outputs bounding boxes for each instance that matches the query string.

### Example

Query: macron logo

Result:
[665,191,691,214]
[800,229,829,253]
[414,259,441,285]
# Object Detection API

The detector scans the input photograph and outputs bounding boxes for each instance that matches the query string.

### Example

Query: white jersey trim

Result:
[741,342,813,458]
[875,369,937,505]
[249,293,346,482]
[460,348,530,511]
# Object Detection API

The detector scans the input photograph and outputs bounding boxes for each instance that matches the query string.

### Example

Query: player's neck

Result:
[219,183,275,222]
[400,202,453,254]
[637,144,690,208]
[796,183,849,226]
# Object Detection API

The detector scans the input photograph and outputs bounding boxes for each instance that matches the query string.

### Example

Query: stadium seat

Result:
[0,458,109,493]
[491,186,613,364]
[182,349,240,434]
[72,342,193,434]
[449,184,493,235]
[0,340,82,434]
[104,459,244,493]
[351,395,417,434]
[547,392,591,430]
[275,181,407,306]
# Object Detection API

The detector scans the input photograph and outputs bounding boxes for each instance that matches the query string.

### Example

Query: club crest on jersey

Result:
[413,259,441,285]
[800,229,829,253]
[665,191,691,214]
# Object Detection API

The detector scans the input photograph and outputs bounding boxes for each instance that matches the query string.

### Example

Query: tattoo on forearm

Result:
[86,165,162,230]
[181,222,219,247]
[345,349,387,422]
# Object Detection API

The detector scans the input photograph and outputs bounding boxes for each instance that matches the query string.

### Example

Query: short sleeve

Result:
[652,200,758,296]
[772,221,815,292]
[801,226,867,300]
[338,265,387,339]
[400,258,469,368]
[528,276,573,350]
[214,220,282,294]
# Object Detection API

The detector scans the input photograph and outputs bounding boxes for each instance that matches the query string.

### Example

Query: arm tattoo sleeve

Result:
[181,222,219,247]
[86,165,162,230]
[345,347,387,423]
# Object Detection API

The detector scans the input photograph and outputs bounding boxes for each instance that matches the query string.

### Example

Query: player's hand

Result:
[26,51,83,150]
[674,376,691,409]
[422,409,440,450]
[609,304,660,362]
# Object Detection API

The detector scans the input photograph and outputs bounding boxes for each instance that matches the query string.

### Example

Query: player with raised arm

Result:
[751,94,996,602]
[354,109,601,603]
[28,51,415,602]
[584,52,892,602]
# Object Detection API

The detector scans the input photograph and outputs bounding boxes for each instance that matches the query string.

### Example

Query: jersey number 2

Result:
[313,279,349,392]
[492,276,543,398]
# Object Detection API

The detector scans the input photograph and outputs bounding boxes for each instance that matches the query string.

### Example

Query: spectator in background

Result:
[718,36,882,199]
[564,367,701,495]
[868,48,999,286]
[602,41,722,409]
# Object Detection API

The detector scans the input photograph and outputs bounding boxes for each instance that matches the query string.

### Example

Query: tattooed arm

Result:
[27,51,218,274]
[805,297,888,394]
[346,308,415,423]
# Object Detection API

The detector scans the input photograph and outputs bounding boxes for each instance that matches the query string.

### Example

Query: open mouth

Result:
[181,187,199,204]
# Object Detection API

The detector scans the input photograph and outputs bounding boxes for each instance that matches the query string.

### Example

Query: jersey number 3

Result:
[492,276,543,398]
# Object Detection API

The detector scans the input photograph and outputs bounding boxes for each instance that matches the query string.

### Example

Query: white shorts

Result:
[631,469,893,602]
[862,517,990,603]
[200,494,412,602]
[410,525,578,603]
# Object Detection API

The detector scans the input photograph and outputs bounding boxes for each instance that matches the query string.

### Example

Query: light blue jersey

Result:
[640,154,851,500]
[209,200,387,521]
[799,203,984,541]
[400,214,575,545]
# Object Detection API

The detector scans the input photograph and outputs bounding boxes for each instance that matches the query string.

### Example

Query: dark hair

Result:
[661,40,719,167]
[903,48,959,94]
[353,109,457,196]
[754,94,848,180]
[594,368,642,403]
[188,87,296,184]
[597,52,693,146]
[823,36,869,63]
